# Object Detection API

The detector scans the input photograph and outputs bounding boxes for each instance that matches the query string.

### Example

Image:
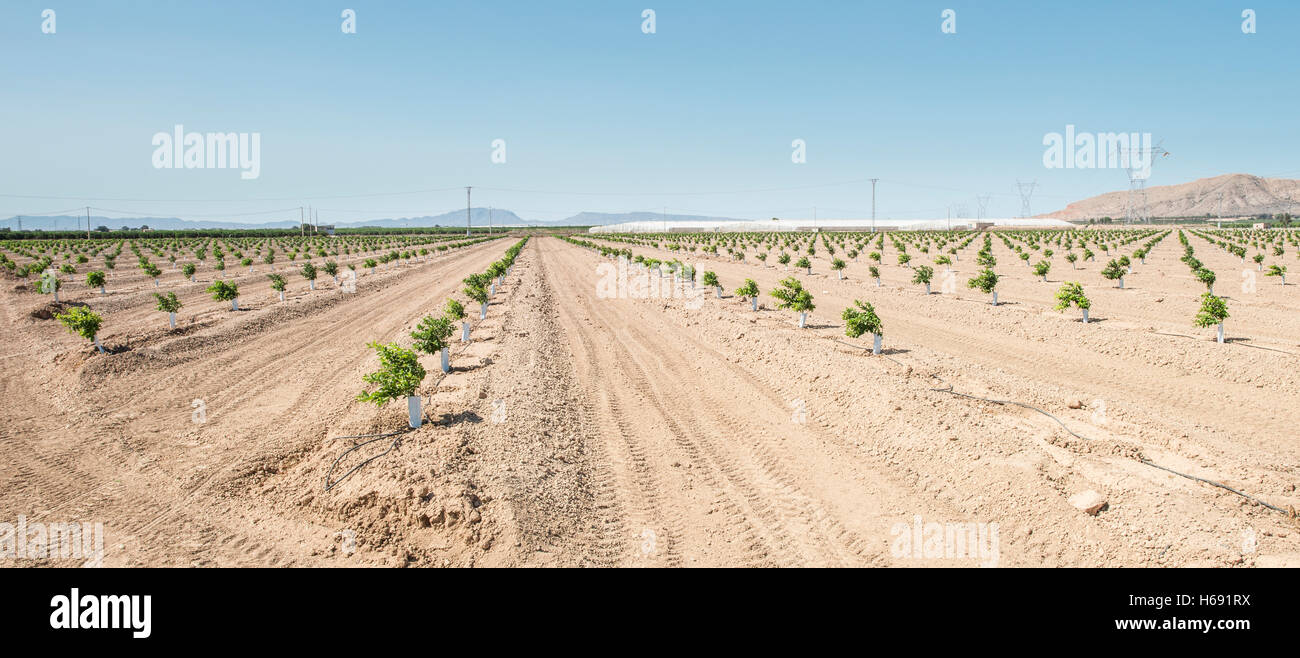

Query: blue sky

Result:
[1,0,1297,224]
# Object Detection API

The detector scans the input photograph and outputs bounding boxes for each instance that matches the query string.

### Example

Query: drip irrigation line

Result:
[323,258,523,491]
[605,230,1296,517]
[1140,460,1291,516]
[925,373,1093,442]
[835,334,1095,441]
[1150,331,1298,357]
[829,337,1293,515]
[323,328,475,492]
[322,332,472,492]
[324,430,407,492]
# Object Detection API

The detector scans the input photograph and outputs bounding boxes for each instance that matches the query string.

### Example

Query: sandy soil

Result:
[3,232,1298,567]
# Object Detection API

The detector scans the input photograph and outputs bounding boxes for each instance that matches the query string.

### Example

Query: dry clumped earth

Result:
[2,233,1299,568]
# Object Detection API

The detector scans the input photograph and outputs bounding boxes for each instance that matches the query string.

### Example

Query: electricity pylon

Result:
[1016,180,1037,218]
[1117,143,1170,224]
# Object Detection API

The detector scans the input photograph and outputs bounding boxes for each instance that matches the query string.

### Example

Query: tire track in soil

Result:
[639,312,891,564]
[117,242,510,560]
[529,303,638,564]
[543,242,688,567]
[472,245,630,567]
[546,237,881,566]
[550,239,959,566]
[600,237,1299,463]
[575,236,1300,566]
[3,240,509,567]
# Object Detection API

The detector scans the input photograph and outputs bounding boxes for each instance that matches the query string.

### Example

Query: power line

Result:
[89,205,301,218]
[3,206,87,217]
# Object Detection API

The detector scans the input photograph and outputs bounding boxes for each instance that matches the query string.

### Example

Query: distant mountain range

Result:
[7,175,1295,231]
[1041,173,1300,220]
[0,208,748,231]
[0,208,532,232]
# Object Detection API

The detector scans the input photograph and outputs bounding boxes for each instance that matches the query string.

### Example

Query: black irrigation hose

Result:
[598,238,1295,516]
[324,430,407,492]
[323,251,528,491]
[829,338,1096,442]
[322,326,469,492]
[830,337,1295,515]
[924,373,1095,442]
[826,335,1092,439]
[1140,460,1291,516]
[1150,331,1298,357]
[321,333,471,493]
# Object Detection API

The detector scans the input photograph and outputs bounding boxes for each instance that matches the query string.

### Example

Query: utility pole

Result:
[466,187,472,236]
[300,207,304,236]
[870,178,879,233]
[86,206,91,240]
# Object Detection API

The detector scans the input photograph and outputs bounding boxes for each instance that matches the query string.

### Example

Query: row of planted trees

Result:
[13,234,504,304]
[354,238,528,429]
[2,232,486,278]
[564,236,891,354]
[1177,231,1231,343]
[603,231,1216,347]
[48,235,503,355]
[568,229,1241,353]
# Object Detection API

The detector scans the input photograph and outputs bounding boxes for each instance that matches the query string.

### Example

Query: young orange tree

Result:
[1054,282,1091,323]
[464,273,491,318]
[702,271,721,298]
[267,273,287,301]
[842,300,884,354]
[734,278,760,311]
[1194,292,1229,344]
[445,298,469,341]
[357,342,427,429]
[912,265,934,294]
[967,268,1000,305]
[86,270,106,295]
[1101,259,1126,289]
[154,291,183,329]
[771,277,815,328]
[56,306,105,354]
[301,262,319,291]
[207,280,240,311]
[412,313,455,374]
